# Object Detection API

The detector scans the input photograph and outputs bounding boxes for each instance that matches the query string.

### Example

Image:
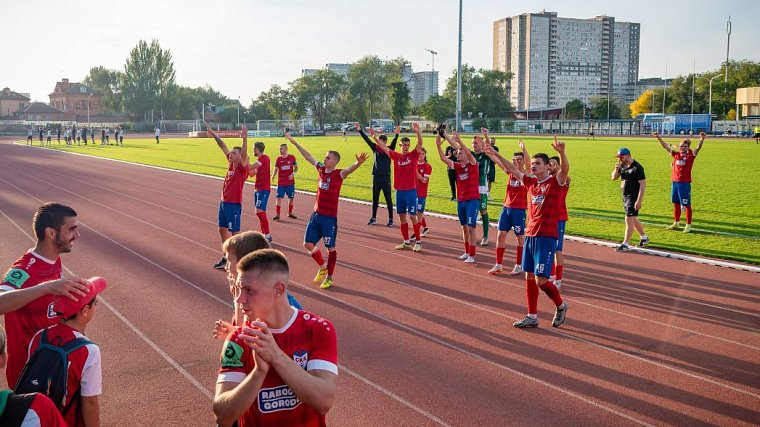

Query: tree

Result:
[290,69,345,129]
[347,56,392,124]
[83,66,123,113]
[389,81,411,125]
[564,99,585,119]
[589,96,621,119]
[258,85,293,120]
[248,99,273,124]
[629,90,666,118]
[121,39,176,121]
[443,65,513,119]
[419,94,453,123]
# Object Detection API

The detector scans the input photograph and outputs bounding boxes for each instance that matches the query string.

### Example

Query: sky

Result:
[3,0,758,105]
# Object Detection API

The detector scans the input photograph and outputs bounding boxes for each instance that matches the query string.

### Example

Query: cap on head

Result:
[616,148,631,157]
[54,277,107,318]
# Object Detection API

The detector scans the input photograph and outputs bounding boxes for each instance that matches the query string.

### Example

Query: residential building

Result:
[412,71,439,107]
[21,102,65,122]
[48,78,102,121]
[493,11,640,110]
[736,87,760,119]
[0,87,30,118]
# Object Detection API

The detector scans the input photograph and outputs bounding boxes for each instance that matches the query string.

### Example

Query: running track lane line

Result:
[0,208,215,400]
[0,179,452,427]
[12,141,760,274]
[3,172,756,404]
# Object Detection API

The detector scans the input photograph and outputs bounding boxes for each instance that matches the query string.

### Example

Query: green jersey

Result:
[472,151,492,186]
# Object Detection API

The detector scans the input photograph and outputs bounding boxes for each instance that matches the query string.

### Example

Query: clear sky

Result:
[3,0,758,105]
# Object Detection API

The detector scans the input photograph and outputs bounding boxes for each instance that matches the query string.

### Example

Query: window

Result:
[80,87,87,93]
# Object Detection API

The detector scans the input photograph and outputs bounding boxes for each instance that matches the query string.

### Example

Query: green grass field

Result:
[39,134,760,264]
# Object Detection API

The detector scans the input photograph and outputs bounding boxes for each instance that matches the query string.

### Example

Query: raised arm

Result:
[369,127,392,156]
[484,143,521,179]
[240,125,249,167]
[206,121,230,157]
[435,135,455,169]
[285,132,318,167]
[412,122,423,153]
[552,136,569,185]
[389,125,400,150]
[518,139,530,170]
[355,123,378,152]
[693,132,706,156]
[457,133,477,165]
[611,160,622,180]
[340,152,368,179]
[653,131,674,154]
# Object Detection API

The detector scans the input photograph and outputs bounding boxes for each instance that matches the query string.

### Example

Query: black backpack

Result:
[14,328,92,414]
[0,391,36,426]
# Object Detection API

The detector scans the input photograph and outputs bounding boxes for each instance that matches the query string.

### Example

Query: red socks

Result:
[256,211,269,234]
[674,203,681,222]
[310,248,325,267]
[526,277,539,314]
[288,204,294,214]
[421,218,427,227]
[556,265,564,281]
[684,206,692,224]
[400,223,410,241]
[539,281,564,306]
[469,244,476,257]
[276,205,281,216]
[464,242,470,254]
[327,251,337,275]
[496,247,505,264]
[412,223,421,242]
[516,245,523,264]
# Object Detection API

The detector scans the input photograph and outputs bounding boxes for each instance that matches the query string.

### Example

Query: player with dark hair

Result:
[249,141,273,242]
[654,131,706,233]
[357,123,398,227]
[272,143,298,221]
[415,147,432,237]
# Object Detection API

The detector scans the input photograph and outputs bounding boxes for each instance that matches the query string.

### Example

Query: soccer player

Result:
[57,126,61,144]
[487,137,499,192]
[483,137,529,275]
[445,145,457,200]
[38,127,43,145]
[26,127,33,145]
[213,249,338,427]
[272,143,298,221]
[415,148,432,237]
[357,123,398,227]
[654,131,706,233]
[154,126,160,144]
[82,127,88,145]
[612,147,649,251]
[484,138,569,328]
[754,124,760,144]
[206,121,251,270]
[472,130,494,246]
[248,141,273,242]
[285,132,368,289]
[118,127,124,146]
[548,153,570,289]
[436,131,480,263]
[46,129,51,145]
[0,203,89,386]
[371,123,424,252]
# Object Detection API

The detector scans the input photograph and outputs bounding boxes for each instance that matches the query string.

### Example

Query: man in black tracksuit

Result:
[357,123,398,226]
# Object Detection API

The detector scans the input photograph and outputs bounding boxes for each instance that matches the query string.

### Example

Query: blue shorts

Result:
[254,190,270,211]
[276,184,295,199]
[395,189,417,215]
[304,212,338,248]
[217,202,242,232]
[416,197,427,213]
[671,182,691,207]
[556,221,566,251]
[521,236,557,278]
[457,199,479,227]
[497,207,526,235]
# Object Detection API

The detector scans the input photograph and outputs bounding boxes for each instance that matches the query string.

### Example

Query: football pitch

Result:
[40,134,760,265]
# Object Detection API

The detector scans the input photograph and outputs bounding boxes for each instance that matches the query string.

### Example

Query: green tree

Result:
[443,65,513,119]
[348,56,392,124]
[564,99,585,119]
[589,96,622,119]
[83,66,123,113]
[419,94,453,123]
[389,81,411,125]
[248,99,273,124]
[290,69,345,129]
[258,84,293,120]
[121,39,176,121]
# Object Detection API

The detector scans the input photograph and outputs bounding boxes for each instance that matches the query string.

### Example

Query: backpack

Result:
[0,391,36,426]
[14,328,92,414]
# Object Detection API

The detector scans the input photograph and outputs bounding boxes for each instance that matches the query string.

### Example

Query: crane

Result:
[424,48,438,73]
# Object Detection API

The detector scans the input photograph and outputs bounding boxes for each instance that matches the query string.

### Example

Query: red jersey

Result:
[222,154,251,204]
[521,175,561,238]
[416,162,432,198]
[217,308,338,427]
[275,154,297,186]
[314,164,344,217]
[671,150,696,183]
[1,252,62,386]
[254,154,271,191]
[454,162,480,201]
[29,324,102,427]
[385,147,420,191]
[504,172,528,209]
[557,177,571,221]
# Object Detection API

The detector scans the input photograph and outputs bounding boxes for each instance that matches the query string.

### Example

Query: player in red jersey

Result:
[654,131,706,233]
[371,122,424,252]
[0,326,67,426]
[436,130,480,263]
[0,203,89,386]
[548,154,570,289]
[207,122,251,270]
[482,136,530,275]
[415,148,433,237]
[28,277,106,427]
[249,142,273,242]
[213,249,338,427]
[485,136,569,328]
[285,132,368,290]
[272,143,299,221]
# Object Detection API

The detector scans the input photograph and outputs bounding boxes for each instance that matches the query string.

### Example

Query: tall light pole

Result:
[237,96,240,126]
[455,0,463,132]
[87,93,93,128]
[699,75,719,118]
[690,59,695,134]
[725,16,731,88]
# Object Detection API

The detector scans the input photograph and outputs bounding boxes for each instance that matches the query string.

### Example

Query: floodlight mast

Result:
[424,48,438,73]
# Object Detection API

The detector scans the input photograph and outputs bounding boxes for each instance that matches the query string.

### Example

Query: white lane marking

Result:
[11,141,760,273]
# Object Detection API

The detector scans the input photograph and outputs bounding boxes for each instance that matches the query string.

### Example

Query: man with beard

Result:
[0,203,90,386]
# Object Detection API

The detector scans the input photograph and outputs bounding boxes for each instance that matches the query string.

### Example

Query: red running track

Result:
[0,139,758,426]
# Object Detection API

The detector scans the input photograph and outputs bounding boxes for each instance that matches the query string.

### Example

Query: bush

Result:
[487,118,502,133]
[472,117,488,130]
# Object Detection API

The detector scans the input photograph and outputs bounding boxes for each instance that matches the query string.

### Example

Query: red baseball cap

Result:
[54,277,108,318]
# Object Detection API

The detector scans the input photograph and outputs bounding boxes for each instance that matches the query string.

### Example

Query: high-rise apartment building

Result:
[412,71,439,107]
[493,11,639,110]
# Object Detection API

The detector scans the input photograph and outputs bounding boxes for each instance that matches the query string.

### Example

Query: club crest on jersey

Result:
[319,179,330,190]
[47,302,56,319]
[458,172,469,180]
[510,179,521,187]
[293,350,309,369]
[259,385,301,413]
[532,195,545,205]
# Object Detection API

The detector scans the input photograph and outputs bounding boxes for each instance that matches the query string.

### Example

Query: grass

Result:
[39,134,760,265]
